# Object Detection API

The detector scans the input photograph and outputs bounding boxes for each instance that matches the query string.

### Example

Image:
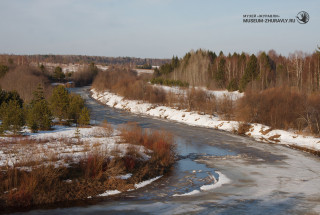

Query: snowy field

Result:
[91,88,320,153]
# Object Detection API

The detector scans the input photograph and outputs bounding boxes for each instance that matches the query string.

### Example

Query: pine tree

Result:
[0,99,25,134]
[215,58,226,88]
[50,85,70,123]
[74,127,81,140]
[68,94,85,123]
[78,107,90,126]
[27,85,53,132]
[53,66,65,82]
[227,78,239,91]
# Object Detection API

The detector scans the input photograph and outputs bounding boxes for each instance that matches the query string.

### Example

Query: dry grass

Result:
[91,120,114,137]
[236,122,252,135]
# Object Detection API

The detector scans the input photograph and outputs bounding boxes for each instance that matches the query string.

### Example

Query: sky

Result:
[0,0,319,58]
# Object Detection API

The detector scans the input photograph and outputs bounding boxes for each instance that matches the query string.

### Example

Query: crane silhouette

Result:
[296,12,308,23]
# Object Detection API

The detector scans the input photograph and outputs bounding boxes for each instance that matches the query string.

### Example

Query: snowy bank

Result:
[91,89,320,153]
[152,84,243,101]
[0,125,149,168]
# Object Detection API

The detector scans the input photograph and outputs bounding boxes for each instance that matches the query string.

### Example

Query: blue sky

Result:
[0,0,319,58]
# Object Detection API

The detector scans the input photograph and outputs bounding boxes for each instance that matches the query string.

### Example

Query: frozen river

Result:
[14,86,320,215]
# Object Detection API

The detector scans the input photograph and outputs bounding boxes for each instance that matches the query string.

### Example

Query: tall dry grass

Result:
[119,122,176,175]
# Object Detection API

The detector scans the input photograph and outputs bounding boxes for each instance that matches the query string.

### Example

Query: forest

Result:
[154,48,320,93]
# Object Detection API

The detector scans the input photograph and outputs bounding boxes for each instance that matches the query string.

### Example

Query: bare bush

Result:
[236,122,252,135]
[217,95,234,120]
[300,94,320,135]
[144,86,166,104]
[236,87,305,130]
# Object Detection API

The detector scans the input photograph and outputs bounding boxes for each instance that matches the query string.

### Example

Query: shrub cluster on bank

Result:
[236,87,320,135]
[150,77,189,87]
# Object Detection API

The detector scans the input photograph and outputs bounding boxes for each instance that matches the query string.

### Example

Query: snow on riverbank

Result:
[91,89,320,153]
[152,84,243,101]
[0,126,149,168]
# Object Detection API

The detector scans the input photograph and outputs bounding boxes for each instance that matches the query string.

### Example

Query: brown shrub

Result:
[183,88,216,114]
[119,122,176,171]
[144,86,166,104]
[119,122,143,145]
[217,95,234,120]
[236,87,305,130]
[300,94,320,135]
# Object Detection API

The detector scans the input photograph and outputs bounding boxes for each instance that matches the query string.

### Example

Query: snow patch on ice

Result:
[173,190,200,197]
[97,190,121,197]
[200,171,231,191]
[134,176,162,189]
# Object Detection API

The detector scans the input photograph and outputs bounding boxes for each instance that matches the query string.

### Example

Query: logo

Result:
[296,11,309,24]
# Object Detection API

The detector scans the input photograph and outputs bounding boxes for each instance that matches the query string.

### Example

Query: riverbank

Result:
[91,88,320,155]
[0,123,174,211]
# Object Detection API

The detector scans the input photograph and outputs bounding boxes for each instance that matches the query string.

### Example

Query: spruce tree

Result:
[215,58,226,88]
[239,54,259,92]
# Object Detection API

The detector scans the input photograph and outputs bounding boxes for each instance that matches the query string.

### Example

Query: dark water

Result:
[10,87,320,215]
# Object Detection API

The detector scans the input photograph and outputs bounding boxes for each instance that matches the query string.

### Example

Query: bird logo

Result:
[296,11,309,24]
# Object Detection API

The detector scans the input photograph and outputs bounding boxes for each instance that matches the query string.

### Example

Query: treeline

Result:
[0,85,90,135]
[155,48,320,93]
[0,54,170,67]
